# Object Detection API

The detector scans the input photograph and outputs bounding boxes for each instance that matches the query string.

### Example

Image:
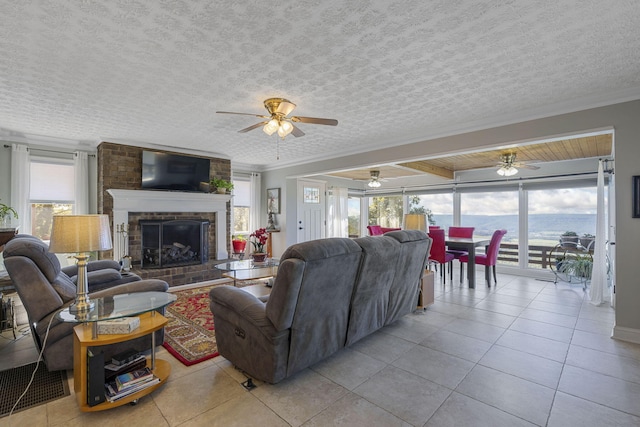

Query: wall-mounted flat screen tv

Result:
[142,150,211,192]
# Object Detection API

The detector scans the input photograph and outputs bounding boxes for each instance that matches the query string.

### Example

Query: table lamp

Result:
[403,213,427,232]
[49,214,113,313]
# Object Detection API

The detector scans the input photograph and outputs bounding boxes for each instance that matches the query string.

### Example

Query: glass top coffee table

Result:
[215,258,279,285]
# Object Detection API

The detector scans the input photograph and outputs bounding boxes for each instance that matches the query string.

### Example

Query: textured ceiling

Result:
[0,1,639,169]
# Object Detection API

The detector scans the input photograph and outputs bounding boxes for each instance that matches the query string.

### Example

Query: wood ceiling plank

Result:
[399,161,454,179]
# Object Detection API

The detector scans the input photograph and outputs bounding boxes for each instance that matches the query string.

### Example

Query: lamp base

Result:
[69,299,95,314]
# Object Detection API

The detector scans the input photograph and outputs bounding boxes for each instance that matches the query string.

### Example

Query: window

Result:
[30,159,74,240]
[348,196,361,237]
[528,187,598,269]
[408,193,453,228]
[232,179,250,235]
[460,190,519,266]
[368,196,403,228]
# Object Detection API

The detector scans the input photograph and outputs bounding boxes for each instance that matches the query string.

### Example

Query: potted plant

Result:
[560,231,579,248]
[210,178,234,194]
[249,227,269,262]
[0,199,18,228]
[558,253,593,280]
[231,234,247,254]
[580,233,595,250]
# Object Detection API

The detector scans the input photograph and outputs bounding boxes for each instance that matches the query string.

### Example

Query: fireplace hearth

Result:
[140,219,209,268]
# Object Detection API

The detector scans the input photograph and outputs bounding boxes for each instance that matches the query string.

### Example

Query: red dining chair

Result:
[428,226,441,232]
[428,229,455,284]
[446,226,475,259]
[459,229,507,287]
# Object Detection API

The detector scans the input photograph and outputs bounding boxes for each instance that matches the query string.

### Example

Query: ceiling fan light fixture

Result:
[497,165,518,176]
[263,119,279,135]
[368,179,381,188]
[277,120,293,138]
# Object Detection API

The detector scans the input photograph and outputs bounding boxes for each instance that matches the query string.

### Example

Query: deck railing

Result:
[496,243,555,269]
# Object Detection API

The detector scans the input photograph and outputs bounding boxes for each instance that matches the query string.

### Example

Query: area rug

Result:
[0,361,70,417]
[163,280,269,366]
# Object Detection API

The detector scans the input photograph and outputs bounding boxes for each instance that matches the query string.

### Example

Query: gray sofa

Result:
[3,234,170,371]
[209,230,431,384]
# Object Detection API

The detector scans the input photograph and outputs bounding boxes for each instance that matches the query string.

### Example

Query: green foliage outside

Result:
[407,196,435,225]
[368,196,403,227]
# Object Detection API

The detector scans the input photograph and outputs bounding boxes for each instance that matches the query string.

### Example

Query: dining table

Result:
[445,236,491,288]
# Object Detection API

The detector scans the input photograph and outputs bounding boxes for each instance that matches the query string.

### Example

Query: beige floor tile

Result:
[474,300,526,317]
[303,392,410,427]
[349,329,416,364]
[558,365,640,417]
[420,330,492,363]
[392,345,474,389]
[518,307,577,328]
[442,317,506,343]
[478,345,563,389]
[457,308,516,329]
[152,364,245,425]
[251,369,349,427]
[179,393,288,427]
[380,315,440,343]
[572,330,640,360]
[548,391,640,427]
[527,300,581,316]
[426,391,537,427]
[574,316,614,336]
[496,330,569,362]
[508,317,574,343]
[456,365,555,426]
[353,365,451,426]
[310,347,386,390]
[566,345,640,384]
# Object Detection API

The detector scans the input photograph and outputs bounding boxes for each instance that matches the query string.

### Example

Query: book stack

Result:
[105,367,160,402]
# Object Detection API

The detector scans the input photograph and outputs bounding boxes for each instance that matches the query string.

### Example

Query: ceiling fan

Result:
[216,98,338,139]
[496,153,540,176]
[363,170,391,188]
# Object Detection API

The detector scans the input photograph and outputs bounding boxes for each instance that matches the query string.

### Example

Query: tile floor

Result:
[2,270,640,426]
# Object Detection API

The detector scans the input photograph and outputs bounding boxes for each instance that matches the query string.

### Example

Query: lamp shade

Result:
[404,213,427,232]
[49,214,113,253]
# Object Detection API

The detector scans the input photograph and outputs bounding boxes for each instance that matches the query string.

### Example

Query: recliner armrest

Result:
[90,279,169,299]
[62,259,122,277]
[210,286,273,329]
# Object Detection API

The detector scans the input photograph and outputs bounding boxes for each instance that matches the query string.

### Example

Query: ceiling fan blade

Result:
[217,111,270,119]
[275,101,296,116]
[517,164,540,170]
[238,122,267,133]
[291,124,305,137]
[291,116,338,126]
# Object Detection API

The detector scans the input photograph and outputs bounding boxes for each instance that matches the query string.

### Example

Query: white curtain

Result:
[589,160,608,305]
[73,151,89,214]
[327,186,349,238]
[10,144,31,234]
[249,172,261,232]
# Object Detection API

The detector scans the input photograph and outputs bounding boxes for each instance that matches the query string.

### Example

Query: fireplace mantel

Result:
[106,189,231,260]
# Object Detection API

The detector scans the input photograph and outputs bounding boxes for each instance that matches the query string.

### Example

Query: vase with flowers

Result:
[250,227,269,263]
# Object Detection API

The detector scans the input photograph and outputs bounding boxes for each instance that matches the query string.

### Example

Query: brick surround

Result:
[97,142,231,287]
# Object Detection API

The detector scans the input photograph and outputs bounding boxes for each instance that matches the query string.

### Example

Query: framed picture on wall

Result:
[267,188,281,214]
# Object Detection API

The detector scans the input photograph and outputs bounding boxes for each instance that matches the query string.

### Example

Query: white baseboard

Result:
[612,325,640,344]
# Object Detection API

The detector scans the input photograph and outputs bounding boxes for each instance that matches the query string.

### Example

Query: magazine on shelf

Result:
[115,367,154,391]
[105,376,160,402]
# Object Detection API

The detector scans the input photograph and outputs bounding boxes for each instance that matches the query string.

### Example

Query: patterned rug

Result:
[163,280,268,366]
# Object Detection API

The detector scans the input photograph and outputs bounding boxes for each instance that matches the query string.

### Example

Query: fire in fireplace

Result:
[140,219,209,268]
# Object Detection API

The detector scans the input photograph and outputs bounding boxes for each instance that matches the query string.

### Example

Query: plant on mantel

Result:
[210,178,234,194]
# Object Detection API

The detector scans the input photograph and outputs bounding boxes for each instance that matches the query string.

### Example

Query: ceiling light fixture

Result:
[368,170,382,188]
[497,165,518,176]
